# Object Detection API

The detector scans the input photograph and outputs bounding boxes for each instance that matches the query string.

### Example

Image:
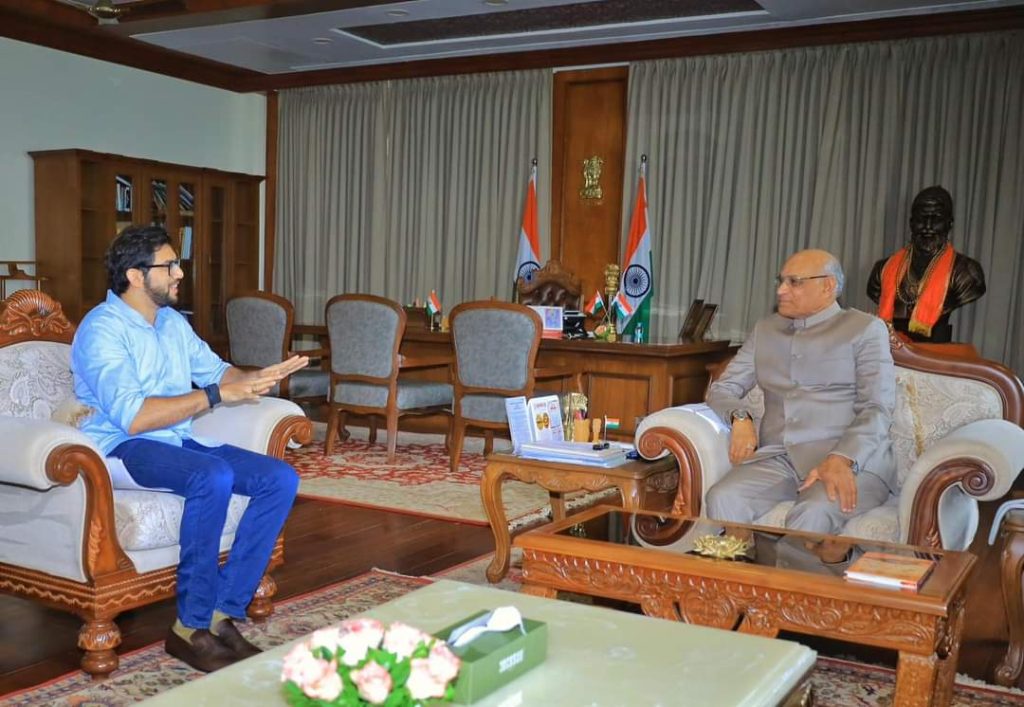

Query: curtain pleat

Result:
[625,31,1024,374]
[275,71,552,323]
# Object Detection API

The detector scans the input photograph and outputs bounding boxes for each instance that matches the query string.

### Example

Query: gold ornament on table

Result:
[692,534,751,560]
[601,264,620,343]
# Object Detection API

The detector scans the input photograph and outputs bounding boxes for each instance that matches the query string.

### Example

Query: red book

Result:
[843,551,935,591]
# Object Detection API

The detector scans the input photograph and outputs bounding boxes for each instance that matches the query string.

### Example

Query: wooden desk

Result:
[481,453,677,582]
[515,506,976,707]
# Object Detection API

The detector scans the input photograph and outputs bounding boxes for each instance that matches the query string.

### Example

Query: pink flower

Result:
[406,658,448,700]
[350,660,393,704]
[337,618,385,666]
[427,642,461,683]
[309,626,343,654]
[281,643,341,700]
[382,622,430,659]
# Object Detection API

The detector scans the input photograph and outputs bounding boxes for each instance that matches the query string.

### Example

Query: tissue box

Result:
[434,612,548,704]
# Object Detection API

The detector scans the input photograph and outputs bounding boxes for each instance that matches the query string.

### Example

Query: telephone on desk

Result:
[562,311,587,339]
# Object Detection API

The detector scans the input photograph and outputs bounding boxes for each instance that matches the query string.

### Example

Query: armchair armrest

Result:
[634,405,732,516]
[0,415,103,489]
[193,397,313,458]
[899,418,1024,549]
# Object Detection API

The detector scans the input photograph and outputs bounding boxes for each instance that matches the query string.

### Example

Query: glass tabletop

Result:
[555,509,945,580]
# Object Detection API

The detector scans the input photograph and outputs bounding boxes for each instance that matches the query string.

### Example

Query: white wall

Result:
[0,38,266,276]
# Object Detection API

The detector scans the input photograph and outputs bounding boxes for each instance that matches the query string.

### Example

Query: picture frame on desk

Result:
[678,299,704,342]
[692,303,718,342]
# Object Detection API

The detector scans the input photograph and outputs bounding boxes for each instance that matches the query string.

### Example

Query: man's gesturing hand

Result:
[799,455,858,513]
[259,354,310,382]
[729,418,758,464]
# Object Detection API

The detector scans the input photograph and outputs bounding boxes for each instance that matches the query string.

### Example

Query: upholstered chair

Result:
[517,259,582,309]
[324,294,452,461]
[0,290,312,678]
[226,291,330,401]
[449,301,579,473]
[635,332,1024,552]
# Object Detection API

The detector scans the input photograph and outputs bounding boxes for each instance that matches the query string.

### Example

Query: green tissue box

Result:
[434,612,548,704]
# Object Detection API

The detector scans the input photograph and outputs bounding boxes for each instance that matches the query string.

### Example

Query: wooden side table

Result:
[993,500,1024,687]
[480,453,676,582]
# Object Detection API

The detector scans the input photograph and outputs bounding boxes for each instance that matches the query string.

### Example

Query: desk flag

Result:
[612,290,634,319]
[619,157,654,337]
[514,161,542,292]
[584,290,605,316]
[427,290,442,316]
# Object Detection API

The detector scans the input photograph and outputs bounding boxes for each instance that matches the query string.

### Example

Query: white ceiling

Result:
[128,0,1024,74]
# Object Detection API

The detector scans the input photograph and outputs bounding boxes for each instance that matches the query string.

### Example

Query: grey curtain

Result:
[624,31,1024,374]
[276,71,552,323]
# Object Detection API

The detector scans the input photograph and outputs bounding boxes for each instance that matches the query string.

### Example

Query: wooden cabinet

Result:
[31,149,263,351]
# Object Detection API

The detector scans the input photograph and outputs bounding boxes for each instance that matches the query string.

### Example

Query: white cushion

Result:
[0,341,74,419]
[113,490,249,552]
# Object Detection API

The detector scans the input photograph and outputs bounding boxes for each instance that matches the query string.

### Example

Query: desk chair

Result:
[517,259,582,309]
[225,291,329,401]
[325,294,452,461]
[449,301,579,473]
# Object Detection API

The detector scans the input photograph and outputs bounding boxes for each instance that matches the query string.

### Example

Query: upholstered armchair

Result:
[635,332,1024,552]
[226,291,330,401]
[0,291,312,678]
[517,259,582,309]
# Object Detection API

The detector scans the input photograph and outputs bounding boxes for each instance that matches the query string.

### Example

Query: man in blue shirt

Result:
[72,225,308,673]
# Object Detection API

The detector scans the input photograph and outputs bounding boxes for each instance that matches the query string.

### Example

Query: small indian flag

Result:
[604,416,621,430]
[427,290,442,316]
[584,290,605,316]
[612,291,633,319]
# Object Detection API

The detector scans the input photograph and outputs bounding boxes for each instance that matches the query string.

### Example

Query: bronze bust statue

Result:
[867,186,986,343]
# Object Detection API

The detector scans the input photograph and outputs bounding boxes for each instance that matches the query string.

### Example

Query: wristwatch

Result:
[730,410,752,424]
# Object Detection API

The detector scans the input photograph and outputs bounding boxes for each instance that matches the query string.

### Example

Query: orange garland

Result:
[878,244,955,336]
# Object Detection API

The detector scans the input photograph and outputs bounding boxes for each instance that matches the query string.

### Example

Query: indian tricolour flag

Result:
[584,290,605,316]
[514,161,542,292]
[427,290,442,316]
[618,158,654,337]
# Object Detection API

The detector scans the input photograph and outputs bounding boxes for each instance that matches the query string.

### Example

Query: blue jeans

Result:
[111,438,299,628]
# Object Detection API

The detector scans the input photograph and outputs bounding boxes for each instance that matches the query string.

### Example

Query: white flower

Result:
[337,618,386,666]
[427,642,461,683]
[281,643,340,701]
[309,626,343,654]
[304,666,343,702]
[406,658,447,700]
[350,660,393,705]
[382,621,430,660]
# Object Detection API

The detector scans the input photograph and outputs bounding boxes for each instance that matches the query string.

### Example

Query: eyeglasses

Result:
[775,274,830,288]
[138,259,182,273]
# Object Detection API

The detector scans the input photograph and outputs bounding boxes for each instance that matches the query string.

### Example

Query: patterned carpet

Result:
[284,429,617,529]
[4,557,1023,706]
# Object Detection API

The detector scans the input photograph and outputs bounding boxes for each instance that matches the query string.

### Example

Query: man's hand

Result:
[219,355,310,403]
[799,455,858,513]
[258,354,310,383]
[729,418,758,464]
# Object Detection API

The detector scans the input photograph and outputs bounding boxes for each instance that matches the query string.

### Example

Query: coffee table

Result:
[513,505,976,707]
[481,453,676,582]
[142,579,814,706]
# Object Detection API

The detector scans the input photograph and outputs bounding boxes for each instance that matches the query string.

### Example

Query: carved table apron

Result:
[481,453,677,583]
[514,505,976,707]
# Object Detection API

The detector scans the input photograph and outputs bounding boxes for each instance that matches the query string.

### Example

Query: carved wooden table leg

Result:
[618,479,645,511]
[78,616,121,679]
[549,492,566,521]
[247,573,278,620]
[931,594,966,706]
[894,652,939,707]
[520,583,557,598]
[481,461,515,583]
[996,509,1024,687]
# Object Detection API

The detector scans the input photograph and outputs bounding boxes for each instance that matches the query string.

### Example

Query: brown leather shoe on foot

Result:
[165,628,239,673]
[213,618,263,659]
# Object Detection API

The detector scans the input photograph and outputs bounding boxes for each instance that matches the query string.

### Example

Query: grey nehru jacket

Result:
[706,302,897,490]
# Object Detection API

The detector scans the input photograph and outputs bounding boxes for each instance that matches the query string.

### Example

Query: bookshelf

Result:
[31,149,263,352]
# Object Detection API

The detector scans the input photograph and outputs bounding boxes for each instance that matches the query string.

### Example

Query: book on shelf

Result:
[843,551,935,591]
[179,225,193,259]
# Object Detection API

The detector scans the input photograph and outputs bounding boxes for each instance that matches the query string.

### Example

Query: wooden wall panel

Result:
[551,67,628,304]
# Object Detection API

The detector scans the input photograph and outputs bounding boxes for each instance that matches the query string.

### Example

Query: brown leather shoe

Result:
[213,618,263,659]
[165,628,239,673]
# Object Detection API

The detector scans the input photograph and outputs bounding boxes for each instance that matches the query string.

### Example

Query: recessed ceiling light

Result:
[387,9,409,17]
[312,37,332,44]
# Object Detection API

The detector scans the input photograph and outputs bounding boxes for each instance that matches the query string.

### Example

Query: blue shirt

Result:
[71,290,230,454]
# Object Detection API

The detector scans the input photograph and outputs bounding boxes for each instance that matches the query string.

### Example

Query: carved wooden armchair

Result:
[0,291,312,678]
[635,332,1024,551]
[517,259,582,309]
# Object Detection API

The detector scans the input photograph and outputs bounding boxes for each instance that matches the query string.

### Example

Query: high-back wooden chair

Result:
[517,259,582,309]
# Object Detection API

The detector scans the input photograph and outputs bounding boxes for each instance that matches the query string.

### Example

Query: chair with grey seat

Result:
[449,301,579,473]
[226,291,330,402]
[325,294,453,461]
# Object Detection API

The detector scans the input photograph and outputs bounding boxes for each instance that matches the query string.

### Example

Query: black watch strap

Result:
[203,383,221,409]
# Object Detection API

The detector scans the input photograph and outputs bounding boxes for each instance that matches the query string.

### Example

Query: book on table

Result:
[843,551,935,591]
[518,440,628,468]
[504,395,564,454]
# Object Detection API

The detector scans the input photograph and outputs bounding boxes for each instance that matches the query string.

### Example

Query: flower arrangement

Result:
[281,618,461,707]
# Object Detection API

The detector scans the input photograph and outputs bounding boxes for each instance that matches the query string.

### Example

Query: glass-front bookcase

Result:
[31,149,263,350]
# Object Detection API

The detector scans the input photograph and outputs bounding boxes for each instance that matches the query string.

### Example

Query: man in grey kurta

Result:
[705,249,896,534]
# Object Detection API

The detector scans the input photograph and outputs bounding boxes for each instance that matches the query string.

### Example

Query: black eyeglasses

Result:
[138,259,182,273]
[775,274,830,288]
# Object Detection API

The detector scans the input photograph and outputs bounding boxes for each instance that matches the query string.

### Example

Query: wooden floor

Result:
[0,480,1017,697]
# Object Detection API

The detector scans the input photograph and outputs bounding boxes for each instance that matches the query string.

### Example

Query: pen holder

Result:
[573,419,591,443]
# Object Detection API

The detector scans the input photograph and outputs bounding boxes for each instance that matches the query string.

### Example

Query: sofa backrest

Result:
[0,340,74,420]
